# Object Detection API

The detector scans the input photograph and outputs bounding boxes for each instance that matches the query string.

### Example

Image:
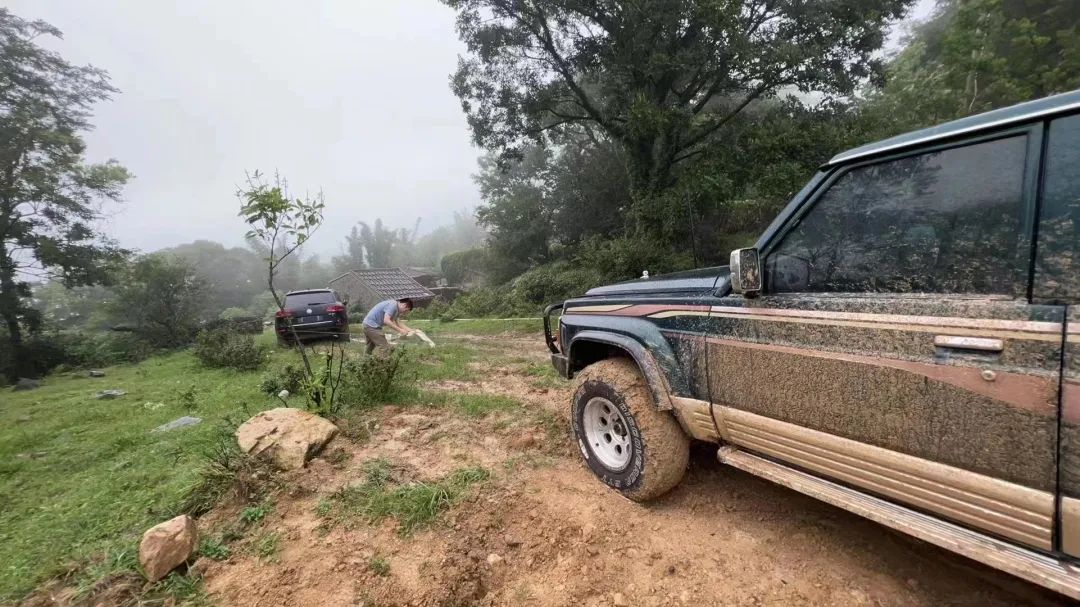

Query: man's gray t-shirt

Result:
[362,299,399,329]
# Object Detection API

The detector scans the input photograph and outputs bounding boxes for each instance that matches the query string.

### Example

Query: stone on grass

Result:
[94,389,126,399]
[13,378,40,391]
[153,416,202,433]
[235,407,338,470]
[88,370,105,378]
[139,514,198,582]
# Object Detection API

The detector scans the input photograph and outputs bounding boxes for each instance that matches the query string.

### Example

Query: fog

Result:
[5,0,479,257]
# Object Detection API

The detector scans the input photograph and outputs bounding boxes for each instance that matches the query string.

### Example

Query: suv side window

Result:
[766,135,1029,295]
[1034,114,1080,302]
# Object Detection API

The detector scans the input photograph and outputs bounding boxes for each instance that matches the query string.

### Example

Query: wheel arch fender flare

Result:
[567,329,686,411]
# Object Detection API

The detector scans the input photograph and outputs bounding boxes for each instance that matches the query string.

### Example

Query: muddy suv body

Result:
[545,90,1080,598]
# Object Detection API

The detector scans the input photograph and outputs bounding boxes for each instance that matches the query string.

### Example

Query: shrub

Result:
[219,307,250,320]
[512,261,605,304]
[258,363,307,396]
[439,287,537,319]
[65,332,154,367]
[193,328,267,371]
[337,349,412,408]
[201,315,264,335]
[440,247,488,286]
[0,331,154,379]
[575,235,695,283]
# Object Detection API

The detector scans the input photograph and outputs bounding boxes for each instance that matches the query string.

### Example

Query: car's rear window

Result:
[284,291,335,307]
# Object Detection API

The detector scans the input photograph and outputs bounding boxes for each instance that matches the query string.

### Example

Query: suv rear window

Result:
[766,135,1028,295]
[284,291,336,307]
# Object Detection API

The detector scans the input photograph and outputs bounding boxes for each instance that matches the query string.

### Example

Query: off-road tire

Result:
[571,357,689,501]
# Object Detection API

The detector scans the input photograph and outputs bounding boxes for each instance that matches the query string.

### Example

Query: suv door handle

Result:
[933,335,1004,352]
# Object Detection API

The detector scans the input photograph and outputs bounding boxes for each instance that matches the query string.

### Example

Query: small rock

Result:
[486,553,504,567]
[613,592,629,607]
[528,509,539,519]
[13,378,40,391]
[88,370,105,378]
[680,590,690,604]
[139,515,198,582]
[15,415,31,423]
[152,416,202,433]
[94,389,126,399]
[509,434,537,450]
[505,535,522,547]
[586,546,599,556]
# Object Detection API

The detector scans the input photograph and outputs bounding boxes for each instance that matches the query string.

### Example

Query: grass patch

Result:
[413,343,476,381]
[150,572,209,606]
[453,393,520,417]
[241,501,272,525]
[253,530,282,562]
[0,331,295,600]
[385,386,521,418]
[198,537,231,561]
[369,555,391,577]
[321,459,489,536]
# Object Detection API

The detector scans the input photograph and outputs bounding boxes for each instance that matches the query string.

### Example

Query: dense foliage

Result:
[0,9,131,380]
[439,0,1080,300]
[193,327,267,371]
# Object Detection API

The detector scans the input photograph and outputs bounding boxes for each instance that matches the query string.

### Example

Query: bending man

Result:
[361,297,414,354]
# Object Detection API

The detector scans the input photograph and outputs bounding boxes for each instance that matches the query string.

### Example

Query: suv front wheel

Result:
[571,357,689,501]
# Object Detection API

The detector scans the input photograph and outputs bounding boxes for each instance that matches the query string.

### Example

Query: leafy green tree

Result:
[441,247,489,286]
[443,0,913,237]
[865,0,1080,133]
[0,9,131,378]
[237,170,326,385]
[475,147,555,281]
[109,255,207,348]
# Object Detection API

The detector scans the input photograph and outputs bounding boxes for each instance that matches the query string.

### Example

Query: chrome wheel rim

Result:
[582,397,632,470]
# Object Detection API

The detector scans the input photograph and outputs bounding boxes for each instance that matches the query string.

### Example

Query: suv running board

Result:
[716,446,1080,600]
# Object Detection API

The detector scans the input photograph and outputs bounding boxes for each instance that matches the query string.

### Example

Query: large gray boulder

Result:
[139,514,198,582]
[235,407,337,470]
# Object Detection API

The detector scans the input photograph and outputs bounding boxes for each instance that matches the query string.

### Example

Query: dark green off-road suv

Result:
[544,90,1080,599]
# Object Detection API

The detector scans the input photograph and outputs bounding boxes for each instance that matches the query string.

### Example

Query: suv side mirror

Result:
[730,248,762,297]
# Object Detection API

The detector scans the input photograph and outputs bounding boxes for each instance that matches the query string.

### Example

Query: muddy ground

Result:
[197,333,1067,607]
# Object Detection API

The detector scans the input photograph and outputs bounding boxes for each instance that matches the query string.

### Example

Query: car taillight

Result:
[326,304,346,313]
[275,309,293,318]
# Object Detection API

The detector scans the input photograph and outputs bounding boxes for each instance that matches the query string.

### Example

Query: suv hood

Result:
[584,266,730,297]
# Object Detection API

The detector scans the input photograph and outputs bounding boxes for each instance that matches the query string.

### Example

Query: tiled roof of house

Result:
[344,268,435,300]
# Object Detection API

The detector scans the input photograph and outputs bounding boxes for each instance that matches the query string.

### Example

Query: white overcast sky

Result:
[6,0,935,258]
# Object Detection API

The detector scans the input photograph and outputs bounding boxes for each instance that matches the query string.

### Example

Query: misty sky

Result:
[7,0,934,259]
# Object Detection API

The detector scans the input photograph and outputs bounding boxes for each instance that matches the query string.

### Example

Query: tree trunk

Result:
[624,133,678,240]
[0,239,26,381]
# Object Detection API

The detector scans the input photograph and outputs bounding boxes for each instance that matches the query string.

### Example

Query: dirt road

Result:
[200,333,1068,606]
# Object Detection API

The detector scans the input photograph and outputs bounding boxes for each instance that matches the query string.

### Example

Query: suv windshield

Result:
[284,291,336,308]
